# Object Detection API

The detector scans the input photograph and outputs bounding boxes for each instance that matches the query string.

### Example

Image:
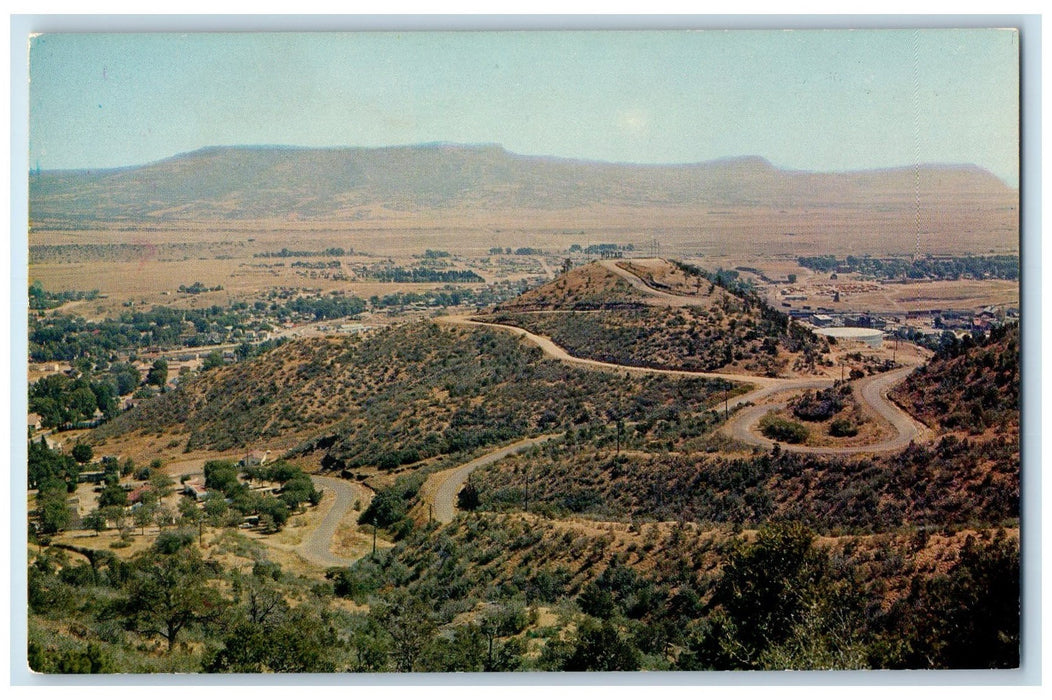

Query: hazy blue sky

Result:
[28,29,1019,185]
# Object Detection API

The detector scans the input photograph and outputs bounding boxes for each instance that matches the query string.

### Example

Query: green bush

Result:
[829,418,859,437]
[759,415,809,444]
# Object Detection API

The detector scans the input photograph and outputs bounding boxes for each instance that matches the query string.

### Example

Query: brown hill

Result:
[29,144,1016,227]
[891,323,1019,436]
[91,320,729,471]
[486,259,830,376]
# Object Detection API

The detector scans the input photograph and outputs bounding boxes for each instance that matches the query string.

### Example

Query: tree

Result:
[887,532,1020,669]
[148,470,175,499]
[71,442,94,465]
[146,359,168,388]
[68,385,98,423]
[456,481,480,511]
[37,479,72,534]
[563,619,641,671]
[133,503,157,536]
[203,460,240,494]
[703,522,827,668]
[205,601,340,673]
[101,505,129,538]
[202,350,224,371]
[202,492,229,526]
[28,438,78,490]
[82,509,107,535]
[98,482,128,508]
[358,488,406,529]
[371,591,437,672]
[110,362,141,396]
[118,545,225,653]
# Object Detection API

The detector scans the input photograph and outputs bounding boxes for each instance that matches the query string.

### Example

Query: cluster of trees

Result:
[27,437,91,492]
[290,260,341,269]
[369,288,475,309]
[29,373,116,428]
[488,247,548,256]
[29,303,265,361]
[790,385,847,422]
[253,247,349,258]
[203,459,321,533]
[796,254,1019,281]
[101,321,722,471]
[28,291,367,362]
[286,294,366,320]
[309,327,727,474]
[26,486,1019,674]
[29,359,167,429]
[758,414,809,444]
[472,423,1017,534]
[28,281,99,311]
[177,282,223,295]
[29,535,326,671]
[368,267,484,284]
[323,516,1019,672]
[682,523,1018,669]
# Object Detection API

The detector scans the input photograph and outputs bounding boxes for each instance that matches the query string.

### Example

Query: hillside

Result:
[486,259,830,376]
[470,321,1019,531]
[891,323,1019,437]
[92,321,733,473]
[29,144,1017,225]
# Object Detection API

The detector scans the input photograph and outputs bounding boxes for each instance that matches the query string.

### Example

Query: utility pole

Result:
[372,523,377,557]
[524,467,529,513]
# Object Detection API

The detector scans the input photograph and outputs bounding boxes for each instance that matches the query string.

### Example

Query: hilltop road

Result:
[598,258,709,307]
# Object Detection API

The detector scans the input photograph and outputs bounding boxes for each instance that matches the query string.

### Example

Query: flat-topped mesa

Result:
[29,143,1016,225]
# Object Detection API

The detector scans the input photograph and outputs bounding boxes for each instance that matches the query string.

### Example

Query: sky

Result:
[27,29,1020,185]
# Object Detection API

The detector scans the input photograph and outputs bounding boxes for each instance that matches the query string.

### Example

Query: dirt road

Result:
[438,315,780,388]
[294,474,371,568]
[599,258,707,307]
[419,435,558,524]
[438,315,928,456]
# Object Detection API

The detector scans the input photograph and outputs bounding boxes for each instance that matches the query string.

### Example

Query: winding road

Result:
[285,260,931,553]
[439,314,928,455]
[293,475,371,567]
[437,257,931,460]
[599,258,710,307]
[417,435,559,524]
[723,364,931,454]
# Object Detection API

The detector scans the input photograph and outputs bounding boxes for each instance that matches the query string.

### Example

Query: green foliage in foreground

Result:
[27,516,1019,673]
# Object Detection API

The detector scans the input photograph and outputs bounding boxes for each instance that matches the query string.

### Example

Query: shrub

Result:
[790,388,843,422]
[759,415,809,444]
[829,418,859,437]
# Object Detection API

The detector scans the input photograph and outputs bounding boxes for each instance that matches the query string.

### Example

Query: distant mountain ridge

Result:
[28,143,1016,225]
